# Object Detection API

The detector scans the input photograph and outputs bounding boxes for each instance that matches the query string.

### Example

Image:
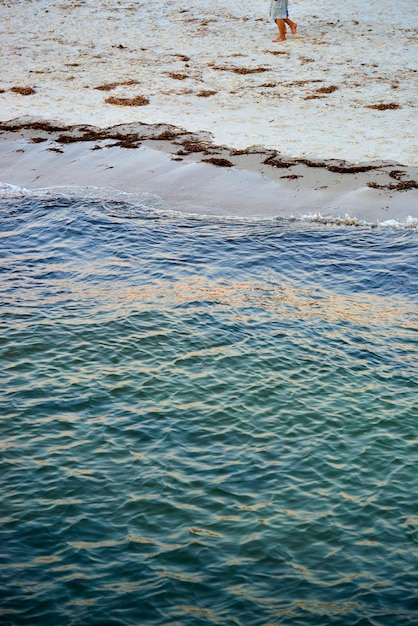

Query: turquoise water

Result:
[1,192,417,625]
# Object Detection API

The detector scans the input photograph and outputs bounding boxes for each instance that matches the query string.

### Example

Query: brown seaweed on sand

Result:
[105,95,149,106]
[167,73,189,80]
[263,155,294,168]
[196,90,217,97]
[176,141,213,155]
[316,85,339,94]
[368,180,418,191]
[326,164,379,174]
[201,157,234,167]
[212,65,269,75]
[95,80,140,91]
[10,86,36,96]
[366,103,400,110]
[389,170,406,180]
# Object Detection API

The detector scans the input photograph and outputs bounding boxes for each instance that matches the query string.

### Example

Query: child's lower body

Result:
[269,0,297,42]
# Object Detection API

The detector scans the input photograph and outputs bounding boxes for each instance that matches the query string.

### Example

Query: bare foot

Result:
[272,37,286,42]
[291,22,297,35]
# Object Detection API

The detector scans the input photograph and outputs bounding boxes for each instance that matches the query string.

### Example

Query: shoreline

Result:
[1,117,418,224]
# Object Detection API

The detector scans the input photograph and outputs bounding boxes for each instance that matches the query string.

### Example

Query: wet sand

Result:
[1,118,417,223]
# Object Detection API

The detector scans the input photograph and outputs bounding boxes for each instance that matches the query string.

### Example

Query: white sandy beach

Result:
[0,0,417,222]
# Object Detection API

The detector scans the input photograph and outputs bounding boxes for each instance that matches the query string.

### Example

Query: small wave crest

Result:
[1,181,417,230]
[0,181,30,195]
[300,211,418,229]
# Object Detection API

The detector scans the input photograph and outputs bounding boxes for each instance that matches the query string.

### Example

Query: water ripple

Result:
[0,196,417,624]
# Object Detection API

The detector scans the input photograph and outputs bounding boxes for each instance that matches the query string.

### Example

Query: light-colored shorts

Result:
[269,0,289,20]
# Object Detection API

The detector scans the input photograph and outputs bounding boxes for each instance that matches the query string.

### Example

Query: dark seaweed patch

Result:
[196,90,217,97]
[10,86,36,96]
[366,103,400,110]
[95,80,140,91]
[201,157,234,167]
[368,180,418,191]
[105,95,149,106]
[263,154,294,168]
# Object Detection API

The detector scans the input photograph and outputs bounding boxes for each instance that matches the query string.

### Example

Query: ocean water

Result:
[1,187,417,626]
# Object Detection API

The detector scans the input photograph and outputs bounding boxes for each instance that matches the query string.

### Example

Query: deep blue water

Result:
[1,191,417,625]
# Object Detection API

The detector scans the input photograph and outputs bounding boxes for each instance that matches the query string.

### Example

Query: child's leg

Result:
[273,18,287,42]
[284,17,297,35]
